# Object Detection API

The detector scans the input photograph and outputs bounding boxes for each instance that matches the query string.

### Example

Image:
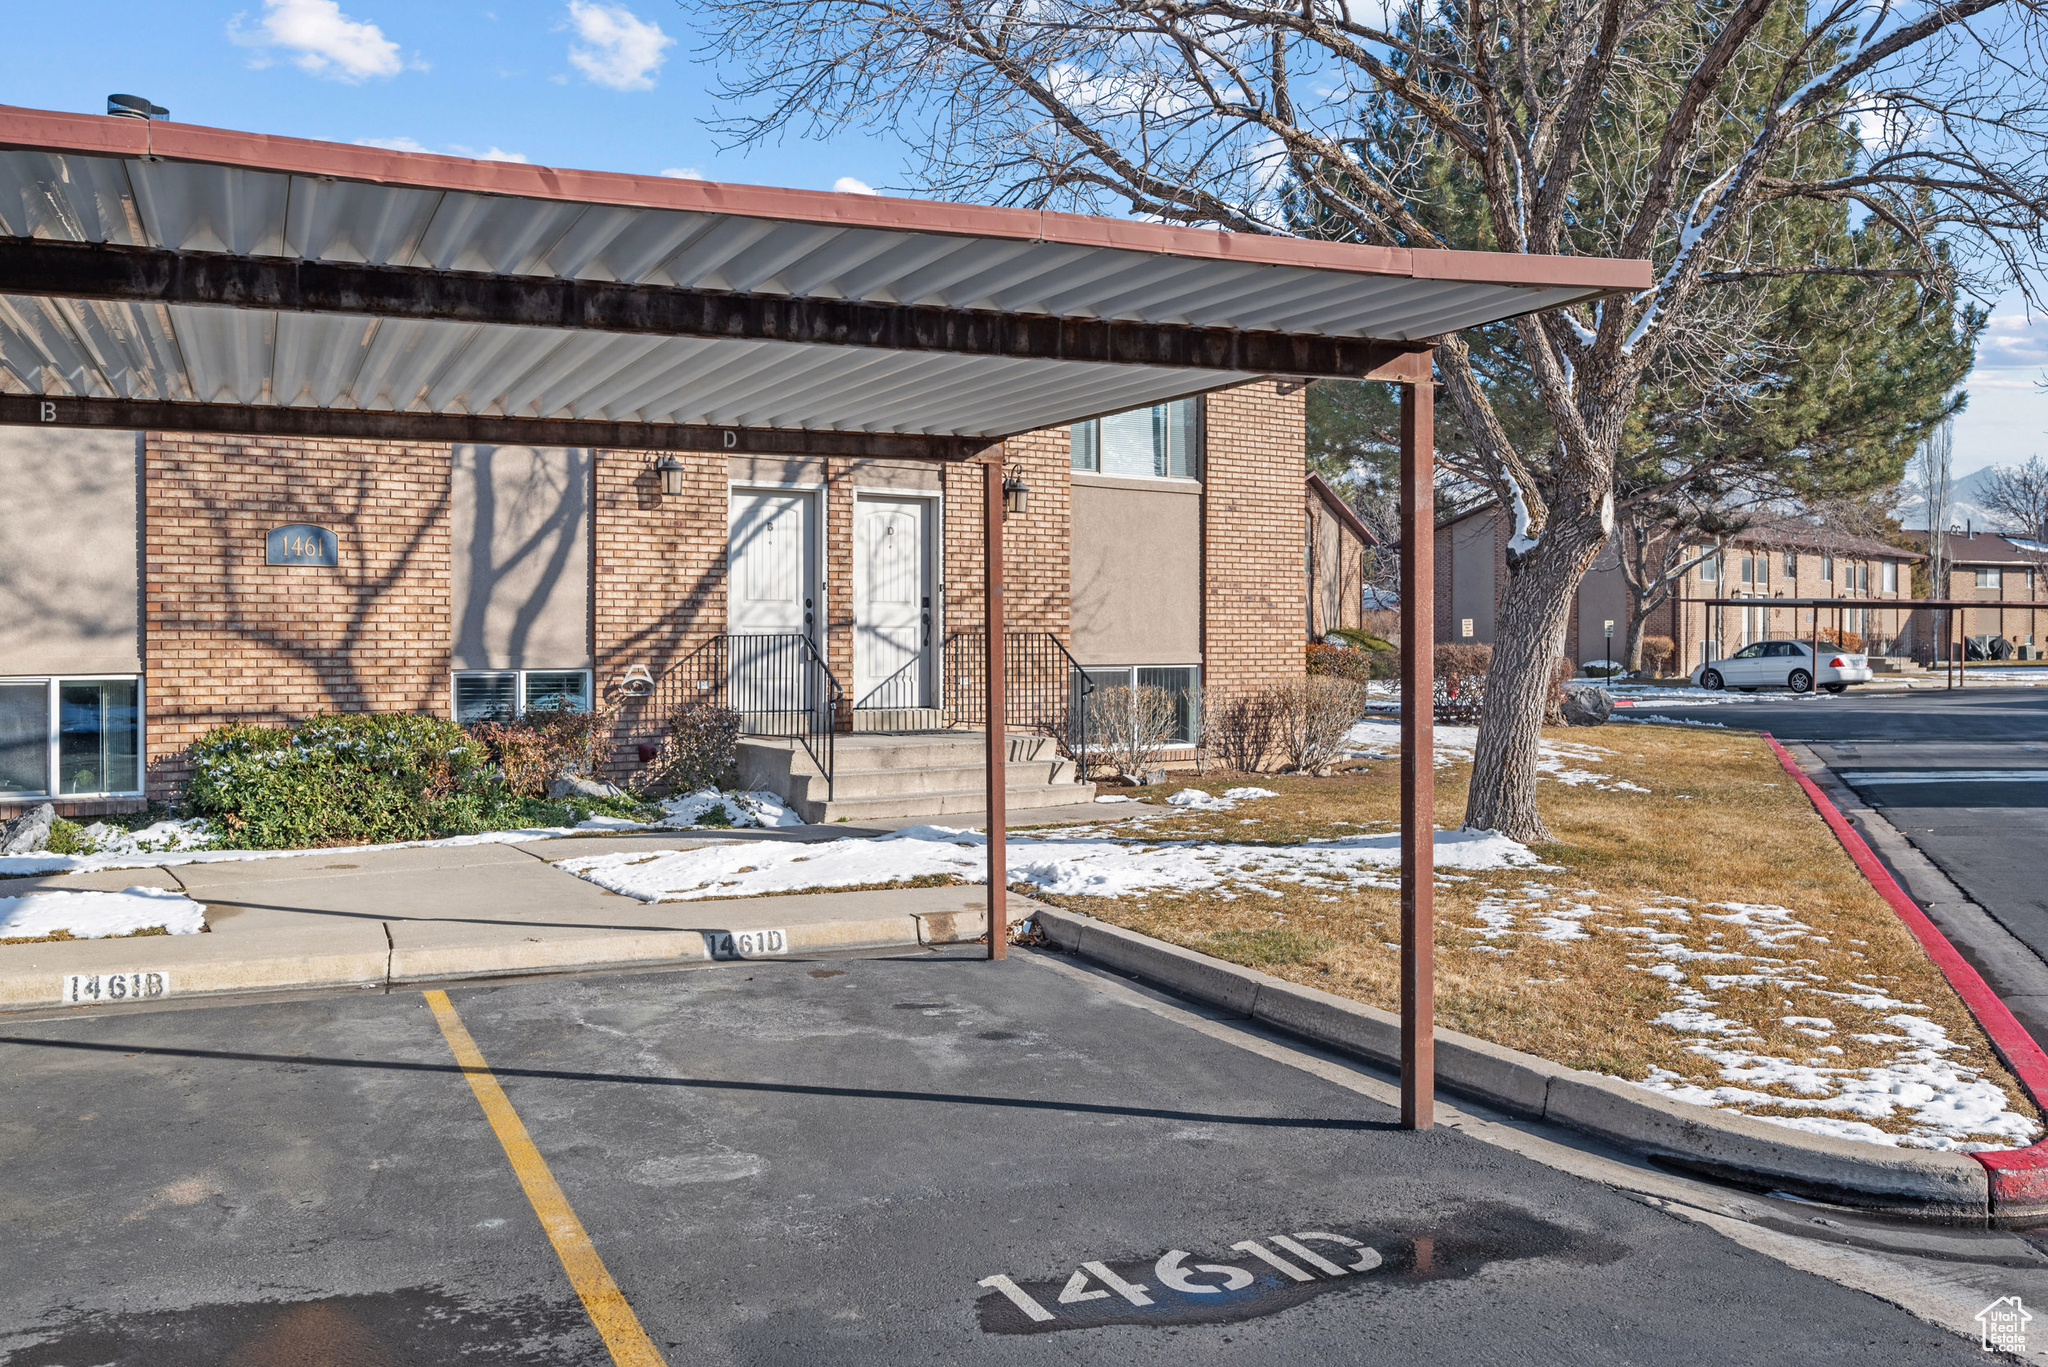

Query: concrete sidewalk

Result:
[0,831,1050,1010]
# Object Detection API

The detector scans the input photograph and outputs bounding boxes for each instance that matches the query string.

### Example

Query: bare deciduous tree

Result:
[699,0,2048,837]
[1985,456,2048,538]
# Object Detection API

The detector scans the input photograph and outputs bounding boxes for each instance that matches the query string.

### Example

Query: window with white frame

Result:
[0,677,142,798]
[452,670,592,724]
[1074,665,1202,745]
[1822,554,1835,581]
[1783,550,1797,577]
[1978,567,2004,589]
[1071,399,1201,480]
[1882,560,1898,592]
[1699,552,1720,582]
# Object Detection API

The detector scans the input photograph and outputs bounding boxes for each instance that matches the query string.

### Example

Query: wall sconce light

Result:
[618,664,655,696]
[1002,468,1030,517]
[654,455,685,498]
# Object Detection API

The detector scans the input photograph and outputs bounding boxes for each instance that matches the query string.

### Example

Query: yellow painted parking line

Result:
[424,989,667,1367]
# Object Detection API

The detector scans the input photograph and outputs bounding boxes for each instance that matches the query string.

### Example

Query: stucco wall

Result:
[450,445,592,671]
[0,427,142,675]
[1071,473,1203,666]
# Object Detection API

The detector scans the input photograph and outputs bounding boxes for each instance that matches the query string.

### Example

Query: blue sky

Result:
[1,0,2041,476]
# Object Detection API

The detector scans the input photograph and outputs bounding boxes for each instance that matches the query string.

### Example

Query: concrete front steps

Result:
[738,731,1094,823]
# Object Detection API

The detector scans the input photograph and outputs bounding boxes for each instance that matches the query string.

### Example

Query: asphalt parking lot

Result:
[0,948,1990,1365]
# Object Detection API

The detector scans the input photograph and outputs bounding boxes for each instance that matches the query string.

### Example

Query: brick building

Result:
[0,101,1643,819]
[1434,505,1918,670]
[0,384,1310,817]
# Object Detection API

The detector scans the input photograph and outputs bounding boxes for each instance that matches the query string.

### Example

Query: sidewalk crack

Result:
[383,921,394,987]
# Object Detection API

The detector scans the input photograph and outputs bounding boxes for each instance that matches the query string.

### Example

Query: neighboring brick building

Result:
[1434,504,1918,670]
[0,381,1313,815]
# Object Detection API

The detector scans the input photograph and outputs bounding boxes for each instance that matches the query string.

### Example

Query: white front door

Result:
[852,495,933,709]
[728,490,817,718]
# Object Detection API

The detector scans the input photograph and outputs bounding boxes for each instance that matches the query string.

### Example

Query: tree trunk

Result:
[1622,600,1651,673]
[1463,517,1609,842]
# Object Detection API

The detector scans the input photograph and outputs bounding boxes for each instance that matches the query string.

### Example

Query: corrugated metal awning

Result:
[0,105,1649,446]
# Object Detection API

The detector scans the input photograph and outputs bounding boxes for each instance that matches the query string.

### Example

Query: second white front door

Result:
[853,495,933,708]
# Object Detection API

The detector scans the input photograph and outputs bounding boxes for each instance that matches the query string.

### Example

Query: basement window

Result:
[0,677,142,798]
[1071,664,1202,745]
[453,670,592,724]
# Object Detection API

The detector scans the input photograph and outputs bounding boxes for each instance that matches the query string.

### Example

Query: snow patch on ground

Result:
[1165,786,1279,811]
[0,886,207,939]
[558,823,1547,903]
[1342,722,1649,793]
[0,790,810,876]
[657,790,804,829]
[1461,888,2039,1151]
[1,816,661,877]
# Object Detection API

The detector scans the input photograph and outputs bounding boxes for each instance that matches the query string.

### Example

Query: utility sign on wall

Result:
[266,524,338,567]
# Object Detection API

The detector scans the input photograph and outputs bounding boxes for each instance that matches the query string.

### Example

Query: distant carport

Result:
[0,101,1649,1127]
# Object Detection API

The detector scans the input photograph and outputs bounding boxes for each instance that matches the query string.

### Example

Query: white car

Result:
[1691,640,1873,694]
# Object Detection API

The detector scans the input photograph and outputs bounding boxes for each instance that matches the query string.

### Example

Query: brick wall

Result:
[592,448,727,773]
[1202,382,1307,698]
[142,434,453,799]
[942,432,1072,639]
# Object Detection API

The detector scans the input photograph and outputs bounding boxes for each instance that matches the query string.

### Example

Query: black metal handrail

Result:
[852,653,928,713]
[655,633,840,800]
[941,630,1095,782]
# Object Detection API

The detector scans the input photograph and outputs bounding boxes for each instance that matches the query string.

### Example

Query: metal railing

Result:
[656,633,841,799]
[941,630,1095,781]
[852,653,929,714]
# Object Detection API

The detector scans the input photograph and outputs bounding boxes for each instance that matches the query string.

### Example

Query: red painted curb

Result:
[1762,732,2048,1208]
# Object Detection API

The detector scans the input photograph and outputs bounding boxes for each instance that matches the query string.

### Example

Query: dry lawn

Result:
[1031,723,2041,1152]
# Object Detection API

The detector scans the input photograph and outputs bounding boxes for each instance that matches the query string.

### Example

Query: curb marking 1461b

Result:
[61,972,171,1005]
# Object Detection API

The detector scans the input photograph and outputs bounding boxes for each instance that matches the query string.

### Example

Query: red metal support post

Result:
[1399,372,1436,1130]
[984,458,1008,960]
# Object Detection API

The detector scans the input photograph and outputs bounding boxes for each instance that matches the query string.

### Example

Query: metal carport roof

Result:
[0,104,1649,453]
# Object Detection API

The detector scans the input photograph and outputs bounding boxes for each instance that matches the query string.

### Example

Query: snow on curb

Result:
[558,822,1548,903]
[0,887,207,939]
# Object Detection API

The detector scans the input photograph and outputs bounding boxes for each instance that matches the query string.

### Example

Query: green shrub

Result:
[44,817,85,855]
[185,713,501,849]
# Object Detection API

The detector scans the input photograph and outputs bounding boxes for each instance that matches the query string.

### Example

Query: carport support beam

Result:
[985,457,1008,961]
[1399,370,1436,1130]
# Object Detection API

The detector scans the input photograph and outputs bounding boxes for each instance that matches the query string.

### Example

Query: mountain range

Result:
[1894,465,2015,533]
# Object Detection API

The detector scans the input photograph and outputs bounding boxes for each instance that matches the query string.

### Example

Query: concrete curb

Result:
[4,896,1037,1008]
[1763,734,2048,1223]
[1034,906,1992,1221]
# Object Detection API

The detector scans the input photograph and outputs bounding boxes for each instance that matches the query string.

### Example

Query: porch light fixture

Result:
[654,454,686,498]
[1001,468,1030,517]
[618,664,655,696]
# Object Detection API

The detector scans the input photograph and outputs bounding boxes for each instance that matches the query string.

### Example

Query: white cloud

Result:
[356,137,529,163]
[832,176,876,195]
[231,0,404,82]
[451,144,531,163]
[661,167,704,180]
[565,2,673,91]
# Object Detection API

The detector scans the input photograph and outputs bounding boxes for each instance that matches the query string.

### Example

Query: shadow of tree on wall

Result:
[147,443,453,792]
[453,446,588,671]
[0,432,143,667]
[598,455,732,781]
